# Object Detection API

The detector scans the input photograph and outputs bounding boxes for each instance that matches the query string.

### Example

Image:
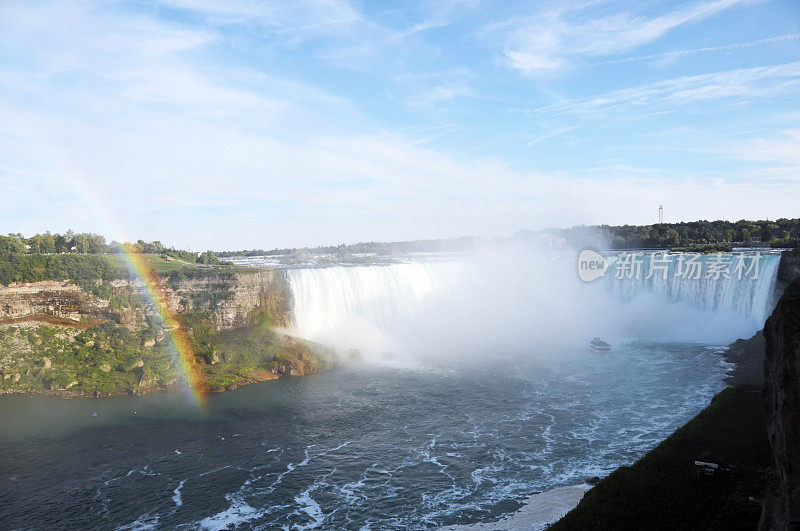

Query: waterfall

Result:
[603,252,781,324]
[284,251,783,349]
[286,261,463,344]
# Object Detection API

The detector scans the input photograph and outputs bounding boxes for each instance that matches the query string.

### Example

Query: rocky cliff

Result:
[0,267,319,397]
[760,278,800,530]
[0,281,113,325]
[0,269,293,331]
[161,269,292,330]
[778,249,800,285]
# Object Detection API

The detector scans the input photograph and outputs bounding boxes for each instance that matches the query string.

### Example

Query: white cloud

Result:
[596,33,800,66]
[154,0,362,32]
[405,83,476,109]
[735,129,800,168]
[0,0,797,249]
[494,0,748,75]
[529,62,800,117]
[527,127,577,146]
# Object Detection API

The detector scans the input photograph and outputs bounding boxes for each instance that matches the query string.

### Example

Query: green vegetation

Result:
[543,217,800,249]
[0,322,177,394]
[0,231,111,255]
[1,231,232,267]
[0,253,129,288]
[670,243,733,253]
[1,236,240,290]
[219,218,800,257]
[181,311,330,390]
[0,309,331,395]
[551,386,771,530]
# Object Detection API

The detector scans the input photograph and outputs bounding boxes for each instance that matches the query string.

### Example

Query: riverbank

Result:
[442,330,769,530]
[548,384,770,530]
[0,259,327,397]
[544,291,795,529]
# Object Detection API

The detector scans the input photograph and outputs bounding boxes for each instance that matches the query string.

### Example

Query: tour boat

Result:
[590,338,611,352]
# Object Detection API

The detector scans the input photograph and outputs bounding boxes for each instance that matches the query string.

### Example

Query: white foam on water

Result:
[116,512,160,531]
[172,479,186,507]
[197,494,265,530]
[293,486,325,530]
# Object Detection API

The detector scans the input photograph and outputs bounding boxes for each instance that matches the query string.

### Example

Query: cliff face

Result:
[0,281,113,324]
[161,270,292,330]
[760,279,800,530]
[0,268,317,397]
[778,249,800,285]
[0,270,293,331]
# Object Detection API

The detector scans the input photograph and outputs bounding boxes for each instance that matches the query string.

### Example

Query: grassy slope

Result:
[107,253,236,273]
[0,311,330,396]
[181,312,333,392]
[0,322,175,394]
[550,385,771,530]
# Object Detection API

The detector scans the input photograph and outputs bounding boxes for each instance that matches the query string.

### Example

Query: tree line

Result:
[0,232,227,264]
[0,231,112,255]
[547,218,800,249]
[218,218,800,257]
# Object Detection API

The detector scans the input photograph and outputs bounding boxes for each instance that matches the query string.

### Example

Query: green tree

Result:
[72,233,89,253]
[54,234,68,254]
[0,234,26,254]
[40,232,56,254]
[86,234,108,254]
[27,235,43,254]
[664,229,680,247]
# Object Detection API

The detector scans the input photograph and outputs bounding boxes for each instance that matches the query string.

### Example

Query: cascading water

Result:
[604,252,781,325]
[284,251,783,352]
[286,261,463,349]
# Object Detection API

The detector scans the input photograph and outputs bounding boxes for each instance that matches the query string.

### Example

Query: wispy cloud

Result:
[406,83,476,109]
[529,62,800,117]
[735,129,800,168]
[0,0,798,247]
[527,127,577,146]
[493,0,749,75]
[597,33,800,67]
[155,0,362,32]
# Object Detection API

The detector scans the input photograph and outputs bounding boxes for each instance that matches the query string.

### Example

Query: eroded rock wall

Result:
[760,279,800,530]
[0,269,293,331]
[161,269,291,329]
[0,281,111,323]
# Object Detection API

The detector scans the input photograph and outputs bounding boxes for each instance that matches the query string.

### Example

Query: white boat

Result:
[590,338,611,352]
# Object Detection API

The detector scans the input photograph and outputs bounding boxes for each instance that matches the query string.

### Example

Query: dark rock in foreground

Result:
[760,280,800,530]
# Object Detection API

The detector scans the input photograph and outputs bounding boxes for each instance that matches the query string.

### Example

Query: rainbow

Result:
[118,247,207,408]
[40,151,207,407]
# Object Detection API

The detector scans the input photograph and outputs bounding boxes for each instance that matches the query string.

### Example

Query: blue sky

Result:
[0,0,798,249]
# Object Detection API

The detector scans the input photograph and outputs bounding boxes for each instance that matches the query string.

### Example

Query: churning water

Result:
[0,344,732,529]
[0,250,782,529]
